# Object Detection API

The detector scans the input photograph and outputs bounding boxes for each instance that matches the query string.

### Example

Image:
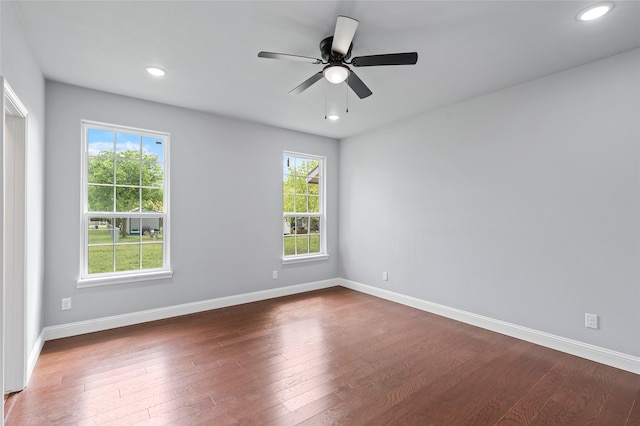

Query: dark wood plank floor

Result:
[5,287,640,425]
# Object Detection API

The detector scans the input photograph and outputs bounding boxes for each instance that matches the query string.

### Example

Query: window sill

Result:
[282,254,330,265]
[77,270,173,288]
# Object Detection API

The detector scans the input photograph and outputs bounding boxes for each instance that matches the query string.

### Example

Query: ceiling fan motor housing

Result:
[320,36,352,62]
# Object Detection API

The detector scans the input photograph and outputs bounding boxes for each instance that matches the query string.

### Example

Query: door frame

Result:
[1,77,29,410]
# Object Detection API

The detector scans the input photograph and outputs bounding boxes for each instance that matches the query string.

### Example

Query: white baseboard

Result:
[32,277,640,379]
[43,279,339,342]
[338,278,640,375]
[26,330,46,385]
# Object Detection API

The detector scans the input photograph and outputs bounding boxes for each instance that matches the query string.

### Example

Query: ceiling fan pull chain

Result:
[345,76,349,114]
[324,86,328,120]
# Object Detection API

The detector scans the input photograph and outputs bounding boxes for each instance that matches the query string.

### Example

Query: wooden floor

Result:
[5,287,640,425]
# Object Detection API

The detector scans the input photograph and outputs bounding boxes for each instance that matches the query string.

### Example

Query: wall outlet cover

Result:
[585,313,598,329]
[62,298,72,310]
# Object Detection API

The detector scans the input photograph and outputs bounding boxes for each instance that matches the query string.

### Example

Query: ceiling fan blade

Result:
[347,70,372,99]
[331,16,359,56]
[258,51,322,64]
[351,52,418,67]
[289,72,324,95]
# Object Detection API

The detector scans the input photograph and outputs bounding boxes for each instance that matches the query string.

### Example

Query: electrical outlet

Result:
[61,298,72,311]
[272,270,278,280]
[585,313,598,329]
[382,271,389,281]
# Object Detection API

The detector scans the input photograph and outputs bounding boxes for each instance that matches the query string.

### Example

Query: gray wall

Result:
[44,82,339,326]
[339,49,640,356]
[1,1,46,366]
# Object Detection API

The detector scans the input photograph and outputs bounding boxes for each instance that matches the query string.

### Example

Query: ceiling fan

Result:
[258,16,418,99]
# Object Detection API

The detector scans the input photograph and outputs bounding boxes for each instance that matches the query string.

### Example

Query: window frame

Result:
[282,151,329,264]
[78,120,172,287]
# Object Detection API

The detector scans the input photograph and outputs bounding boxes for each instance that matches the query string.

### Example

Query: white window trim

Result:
[78,120,171,287]
[282,151,327,263]
[78,270,173,288]
[282,254,330,265]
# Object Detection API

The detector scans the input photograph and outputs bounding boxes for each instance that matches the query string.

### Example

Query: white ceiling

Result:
[15,1,640,139]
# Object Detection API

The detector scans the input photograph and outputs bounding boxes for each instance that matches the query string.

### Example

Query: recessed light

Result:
[327,114,340,121]
[577,2,614,21]
[145,66,166,77]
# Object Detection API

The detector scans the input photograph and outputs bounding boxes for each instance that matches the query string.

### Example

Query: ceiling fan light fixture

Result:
[577,2,614,21]
[327,114,340,121]
[323,65,350,84]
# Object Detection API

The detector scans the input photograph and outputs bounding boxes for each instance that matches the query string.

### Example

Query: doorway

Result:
[2,78,28,414]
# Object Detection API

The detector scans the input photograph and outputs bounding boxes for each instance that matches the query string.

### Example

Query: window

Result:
[79,121,171,286]
[282,152,327,262]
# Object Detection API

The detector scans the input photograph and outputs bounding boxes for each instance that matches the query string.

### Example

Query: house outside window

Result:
[282,152,328,263]
[79,121,171,286]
